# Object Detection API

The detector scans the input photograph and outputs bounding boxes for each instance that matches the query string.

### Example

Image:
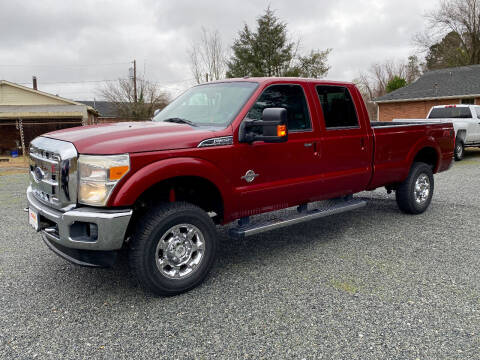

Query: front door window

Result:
[247,84,311,132]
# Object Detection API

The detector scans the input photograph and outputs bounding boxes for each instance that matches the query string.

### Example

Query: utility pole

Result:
[133,60,137,103]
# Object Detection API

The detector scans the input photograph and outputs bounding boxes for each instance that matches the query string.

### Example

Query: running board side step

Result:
[229,199,366,239]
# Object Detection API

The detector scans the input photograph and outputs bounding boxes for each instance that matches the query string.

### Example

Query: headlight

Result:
[78,154,130,206]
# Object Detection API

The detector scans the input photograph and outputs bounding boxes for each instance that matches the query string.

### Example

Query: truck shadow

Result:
[37,195,401,298]
[464,147,480,159]
[214,196,399,271]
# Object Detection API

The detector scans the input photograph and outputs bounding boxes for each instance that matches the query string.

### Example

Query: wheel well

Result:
[122,176,223,241]
[456,129,467,144]
[413,147,438,171]
[132,176,224,224]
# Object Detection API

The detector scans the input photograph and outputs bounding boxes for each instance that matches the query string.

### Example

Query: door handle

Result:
[360,137,366,150]
[305,142,320,156]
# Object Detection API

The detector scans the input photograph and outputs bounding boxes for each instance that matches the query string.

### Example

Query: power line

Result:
[153,77,195,84]
[15,77,195,86]
[17,79,120,85]
[0,62,131,68]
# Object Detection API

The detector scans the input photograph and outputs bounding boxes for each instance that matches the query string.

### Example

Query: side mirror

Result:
[153,109,161,117]
[239,108,288,144]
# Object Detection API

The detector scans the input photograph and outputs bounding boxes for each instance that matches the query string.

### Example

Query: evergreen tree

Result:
[226,8,330,78]
[386,76,407,93]
[425,32,470,70]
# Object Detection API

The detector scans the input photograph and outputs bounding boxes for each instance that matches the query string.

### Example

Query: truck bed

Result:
[367,121,454,190]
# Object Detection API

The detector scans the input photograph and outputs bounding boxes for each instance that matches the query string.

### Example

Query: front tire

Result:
[454,140,464,161]
[395,162,434,214]
[129,202,217,296]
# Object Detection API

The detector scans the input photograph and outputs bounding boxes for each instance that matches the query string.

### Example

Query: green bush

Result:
[386,76,407,93]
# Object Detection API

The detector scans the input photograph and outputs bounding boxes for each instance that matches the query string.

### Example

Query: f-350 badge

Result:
[241,170,259,183]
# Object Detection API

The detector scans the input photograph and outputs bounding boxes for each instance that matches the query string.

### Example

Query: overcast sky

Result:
[0,0,438,101]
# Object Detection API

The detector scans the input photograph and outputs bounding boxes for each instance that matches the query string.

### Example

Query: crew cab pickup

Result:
[26,78,455,295]
[395,104,480,160]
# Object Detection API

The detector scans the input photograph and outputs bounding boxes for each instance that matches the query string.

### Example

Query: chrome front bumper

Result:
[27,186,132,251]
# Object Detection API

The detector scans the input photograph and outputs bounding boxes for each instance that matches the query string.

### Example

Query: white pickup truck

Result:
[395,104,480,160]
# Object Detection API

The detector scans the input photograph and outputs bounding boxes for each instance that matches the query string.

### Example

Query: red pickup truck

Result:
[26,78,455,295]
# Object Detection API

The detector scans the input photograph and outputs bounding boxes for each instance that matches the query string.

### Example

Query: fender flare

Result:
[403,135,442,178]
[451,120,468,138]
[108,157,232,210]
[456,129,467,144]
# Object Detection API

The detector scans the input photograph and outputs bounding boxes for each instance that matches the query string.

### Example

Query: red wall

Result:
[377,98,480,121]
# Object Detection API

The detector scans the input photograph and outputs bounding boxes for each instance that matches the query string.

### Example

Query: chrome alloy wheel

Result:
[455,143,463,158]
[414,174,431,204]
[155,224,205,279]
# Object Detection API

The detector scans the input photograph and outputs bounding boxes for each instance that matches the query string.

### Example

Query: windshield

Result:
[428,107,472,119]
[153,82,258,127]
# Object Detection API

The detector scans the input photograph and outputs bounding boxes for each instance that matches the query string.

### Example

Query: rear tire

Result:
[454,140,464,161]
[395,162,434,214]
[129,202,217,296]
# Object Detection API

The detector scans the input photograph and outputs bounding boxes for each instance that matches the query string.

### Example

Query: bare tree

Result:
[355,72,382,121]
[355,58,422,120]
[189,28,227,83]
[98,78,170,120]
[189,48,203,84]
[416,0,480,69]
[357,60,407,98]
[406,55,422,83]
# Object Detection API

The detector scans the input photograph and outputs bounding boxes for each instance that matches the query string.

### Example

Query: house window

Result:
[461,98,474,104]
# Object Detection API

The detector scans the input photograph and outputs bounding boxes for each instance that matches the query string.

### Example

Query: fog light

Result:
[88,223,98,240]
[70,222,98,242]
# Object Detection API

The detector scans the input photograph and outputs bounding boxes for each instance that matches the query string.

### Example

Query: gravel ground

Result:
[1,150,480,359]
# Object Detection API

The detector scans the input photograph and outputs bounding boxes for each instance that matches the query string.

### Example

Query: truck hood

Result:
[43,121,225,154]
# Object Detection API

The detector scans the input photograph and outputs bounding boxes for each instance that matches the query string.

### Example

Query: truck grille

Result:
[29,137,78,210]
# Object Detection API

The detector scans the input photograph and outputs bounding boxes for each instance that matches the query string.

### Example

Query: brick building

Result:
[0,80,98,155]
[375,65,480,121]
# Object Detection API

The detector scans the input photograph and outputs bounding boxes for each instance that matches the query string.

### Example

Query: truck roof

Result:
[206,77,355,87]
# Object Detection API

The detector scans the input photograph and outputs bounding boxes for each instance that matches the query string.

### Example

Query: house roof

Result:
[0,80,98,114]
[375,65,480,103]
[0,105,87,119]
[78,101,117,117]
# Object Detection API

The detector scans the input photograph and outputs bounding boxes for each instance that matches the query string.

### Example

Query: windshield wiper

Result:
[162,117,198,127]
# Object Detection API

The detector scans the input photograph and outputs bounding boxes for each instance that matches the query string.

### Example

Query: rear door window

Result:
[316,86,359,129]
[428,107,472,119]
